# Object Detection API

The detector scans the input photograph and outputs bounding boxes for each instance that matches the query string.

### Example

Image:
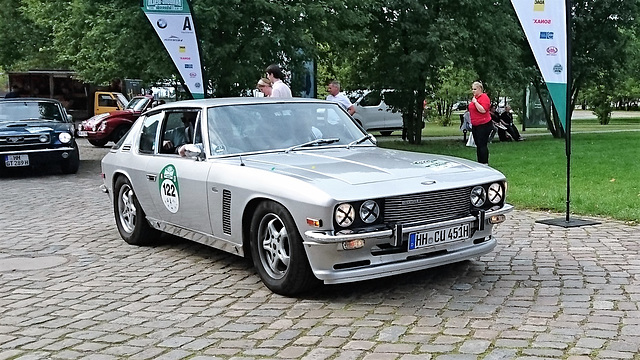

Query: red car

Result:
[78,95,156,147]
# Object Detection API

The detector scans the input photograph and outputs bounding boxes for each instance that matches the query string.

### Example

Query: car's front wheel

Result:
[114,176,159,246]
[250,201,317,296]
[88,139,108,147]
[111,125,130,143]
[60,145,80,174]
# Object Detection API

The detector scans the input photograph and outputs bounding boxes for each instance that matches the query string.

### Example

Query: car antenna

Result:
[239,154,245,166]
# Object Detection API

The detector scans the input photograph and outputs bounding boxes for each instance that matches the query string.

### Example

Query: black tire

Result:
[60,144,80,174]
[250,201,318,296]
[88,139,109,147]
[113,176,159,246]
[111,125,130,143]
[380,130,393,136]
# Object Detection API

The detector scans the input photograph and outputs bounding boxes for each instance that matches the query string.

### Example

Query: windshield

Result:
[126,97,150,111]
[206,102,369,155]
[0,101,65,122]
[116,93,129,108]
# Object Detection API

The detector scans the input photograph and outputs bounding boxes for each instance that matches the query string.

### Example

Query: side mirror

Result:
[182,143,204,159]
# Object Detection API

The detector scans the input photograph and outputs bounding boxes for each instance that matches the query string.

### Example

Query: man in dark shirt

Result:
[500,105,523,141]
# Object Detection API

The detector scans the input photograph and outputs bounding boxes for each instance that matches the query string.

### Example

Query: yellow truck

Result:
[7,70,128,121]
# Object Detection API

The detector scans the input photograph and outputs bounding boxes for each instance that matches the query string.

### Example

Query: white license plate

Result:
[409,223,470,250]
[5,154,30,167]
[77,131,88,137]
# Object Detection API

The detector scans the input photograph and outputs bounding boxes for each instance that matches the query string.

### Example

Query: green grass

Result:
[394,114,640,138]
[378,131,640,224]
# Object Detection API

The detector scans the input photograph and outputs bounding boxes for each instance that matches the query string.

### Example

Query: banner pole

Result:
[565,0,572,222]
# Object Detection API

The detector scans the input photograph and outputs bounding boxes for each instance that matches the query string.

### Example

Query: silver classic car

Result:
[101,98,512,296]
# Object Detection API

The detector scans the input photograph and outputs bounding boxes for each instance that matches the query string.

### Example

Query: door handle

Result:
[146,174,157,182]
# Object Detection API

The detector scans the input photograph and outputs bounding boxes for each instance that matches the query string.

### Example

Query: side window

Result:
[98,94,117,107]
[160,111,199,155]
[360,91,382,107]
[139,112,163,154]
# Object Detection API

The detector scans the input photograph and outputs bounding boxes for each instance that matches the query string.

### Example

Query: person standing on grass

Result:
[468,81,492,164]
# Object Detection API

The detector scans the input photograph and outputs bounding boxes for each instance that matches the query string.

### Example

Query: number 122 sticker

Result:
[159,164,180,213]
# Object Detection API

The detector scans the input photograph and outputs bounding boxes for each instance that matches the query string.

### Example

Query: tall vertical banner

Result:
[511,0,567,129]
[141,0,204,99]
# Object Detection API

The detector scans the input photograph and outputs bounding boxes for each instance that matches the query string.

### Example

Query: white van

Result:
[348,90,403,136]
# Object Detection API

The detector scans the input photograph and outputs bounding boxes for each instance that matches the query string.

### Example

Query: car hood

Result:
[83,109,137,125]
[240,146,501,187]
[0,121,72,135]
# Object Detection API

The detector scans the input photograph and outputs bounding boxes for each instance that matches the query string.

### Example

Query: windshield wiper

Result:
[347,133,374,149]
[285,138,340,153]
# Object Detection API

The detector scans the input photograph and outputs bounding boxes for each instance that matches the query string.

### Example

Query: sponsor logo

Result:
[534,0,545,11]
[546,46,558,56]
[540,31,554,40]
[179,56,191,61]
[553,63,563,74]
[185,64,193,69]
[195,82,201,88]
[534,19,551,25]
[146,0,183,12]
[179,46,186,53]
[156,18,167,29]
[402,199,422,205]
[189,72,197,78]
[163,35,182,42]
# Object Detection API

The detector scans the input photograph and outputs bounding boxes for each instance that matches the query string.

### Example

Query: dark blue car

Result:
[0,98,80,174]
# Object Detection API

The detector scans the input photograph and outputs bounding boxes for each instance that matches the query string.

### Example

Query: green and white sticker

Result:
[159,164,180,213]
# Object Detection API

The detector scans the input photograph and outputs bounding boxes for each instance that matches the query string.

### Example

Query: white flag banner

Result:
[142,0,205,99]
[511,0,567,127]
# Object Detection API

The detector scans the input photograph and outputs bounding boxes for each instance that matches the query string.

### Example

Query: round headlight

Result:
[39,134,49,143]
[58,132,72,144]
[360,200,380,224]
[488,183,504,204]
[470,186,486,207]
[335,203,355,227]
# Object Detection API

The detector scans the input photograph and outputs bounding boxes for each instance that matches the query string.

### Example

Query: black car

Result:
[0,98,80,174]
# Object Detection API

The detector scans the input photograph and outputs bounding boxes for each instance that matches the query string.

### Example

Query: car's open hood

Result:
[241,146,495,186]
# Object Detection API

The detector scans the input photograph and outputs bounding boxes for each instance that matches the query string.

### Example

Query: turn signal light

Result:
[342,239,365,250]
[306,218,322,227]
[489,214,506,224]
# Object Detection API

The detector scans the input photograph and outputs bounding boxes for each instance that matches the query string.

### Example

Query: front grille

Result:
[0,134,49,147]
[384,187,471,224]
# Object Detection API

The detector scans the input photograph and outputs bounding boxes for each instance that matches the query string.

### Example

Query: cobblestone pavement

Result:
[1,139,639,360]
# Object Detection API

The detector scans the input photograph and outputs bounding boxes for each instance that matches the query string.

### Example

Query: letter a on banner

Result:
[141,0,204,99]
[511,0,567,129]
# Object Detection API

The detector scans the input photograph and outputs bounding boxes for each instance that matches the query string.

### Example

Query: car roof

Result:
[149,97,330,111]
[0,97,64,104]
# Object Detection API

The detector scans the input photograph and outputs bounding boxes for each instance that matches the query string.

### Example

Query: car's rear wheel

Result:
[114,176,159,246]
[60,145,80,174]
[250,201,317,296]
[88,139,108,147]
[111,125,129,143]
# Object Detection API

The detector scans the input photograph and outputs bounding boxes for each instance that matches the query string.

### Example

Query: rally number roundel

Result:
[159,164,180,213]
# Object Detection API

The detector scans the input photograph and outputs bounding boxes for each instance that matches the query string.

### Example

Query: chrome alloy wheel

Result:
[257,213,291,280]
[117,183,137,234]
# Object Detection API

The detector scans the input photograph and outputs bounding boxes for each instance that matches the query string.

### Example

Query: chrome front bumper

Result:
[303,204,513,284]
[305,204,514,244]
